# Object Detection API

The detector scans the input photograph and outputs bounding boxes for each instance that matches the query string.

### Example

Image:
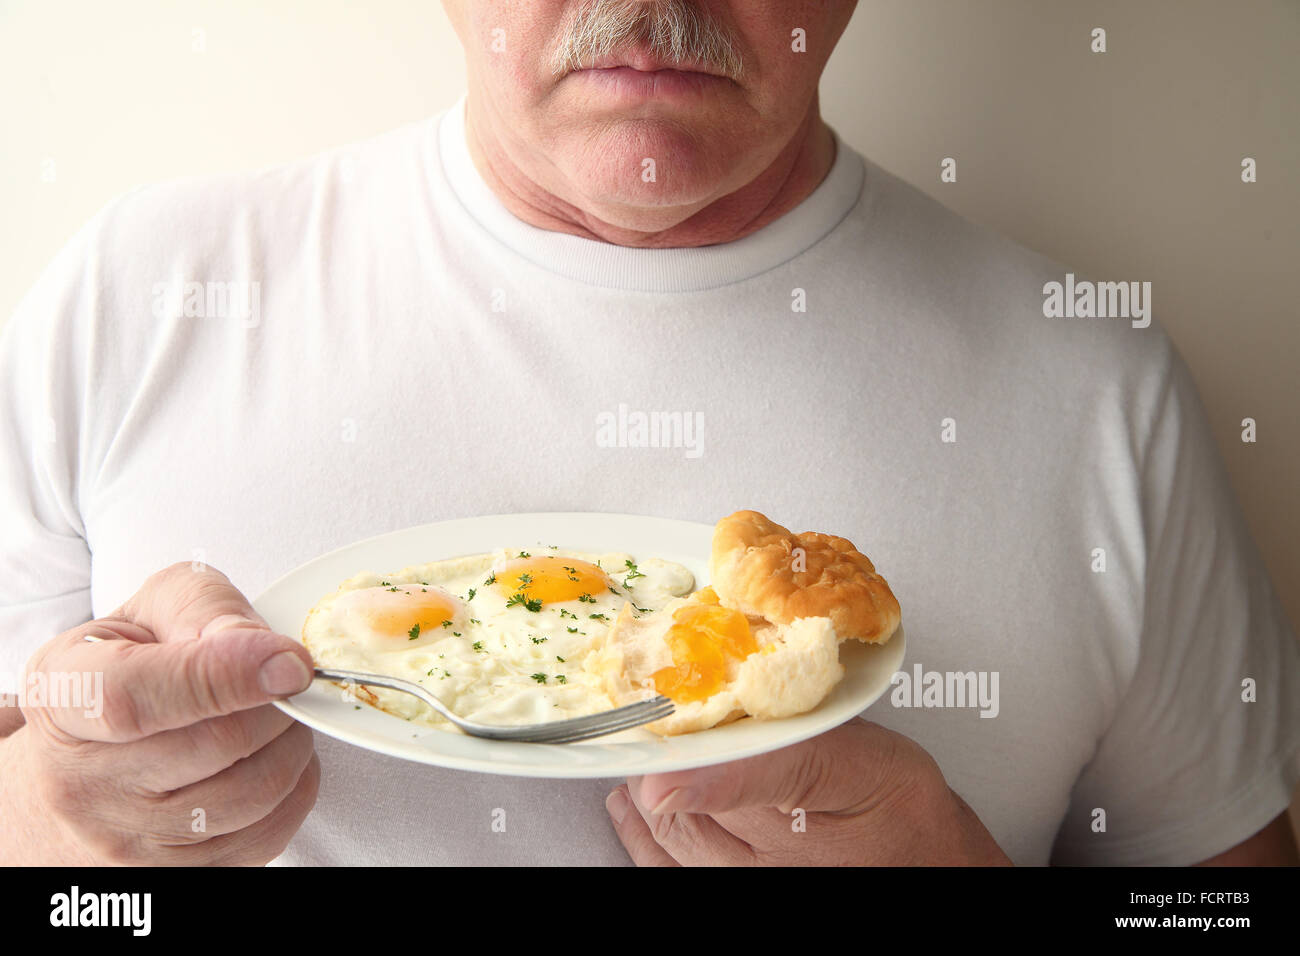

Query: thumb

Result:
[636,718,911,816]
[31,621,314,743]
[26,563,314,742]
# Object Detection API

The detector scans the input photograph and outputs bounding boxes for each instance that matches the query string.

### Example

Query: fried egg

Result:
[584,586,844,735]
[302,548,694,729]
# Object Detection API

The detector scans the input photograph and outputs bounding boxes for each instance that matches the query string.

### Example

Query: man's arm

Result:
[1194,812,1298,866]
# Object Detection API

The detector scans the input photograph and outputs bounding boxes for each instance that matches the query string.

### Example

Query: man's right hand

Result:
[0,563,320,865]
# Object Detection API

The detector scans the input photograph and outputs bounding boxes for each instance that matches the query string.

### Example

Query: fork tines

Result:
[484,696,675,744]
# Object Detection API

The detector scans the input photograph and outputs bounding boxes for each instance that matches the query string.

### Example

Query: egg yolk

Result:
[652,603,758,703]
[495,556,611,604]
[356,585,461,643]
[693,586,720,605]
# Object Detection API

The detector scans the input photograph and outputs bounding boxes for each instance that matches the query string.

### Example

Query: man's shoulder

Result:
[88,114,439,263]
[2,113,445,364]
[847,153,1178,404]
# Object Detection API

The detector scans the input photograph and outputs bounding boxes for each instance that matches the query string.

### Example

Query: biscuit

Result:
[710,510,901,644]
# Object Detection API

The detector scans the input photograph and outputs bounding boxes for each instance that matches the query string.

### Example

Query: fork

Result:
[314,666,675,743]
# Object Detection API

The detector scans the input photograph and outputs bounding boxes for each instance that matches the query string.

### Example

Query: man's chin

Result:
[559,129,732,209]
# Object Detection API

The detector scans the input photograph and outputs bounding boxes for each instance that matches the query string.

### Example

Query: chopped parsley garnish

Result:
[556,655,566,663]
[578,593,595,604]
[519,551,531,558]
[566,627,578,633]
[556,675,568,685]
[632,604,652,614]
[559,608,577,619]
[530,673,547,684]
[467,588,476,601]
[472,641,484,652]
[484,571,497,586]
[531,636,547,644]
[588,613,608,621]
[387,586,400,592]
[518,573,533,589]
[441,619,453,628]
[507,593,543,612]
[623,563,646,589]
[408,623,420,640]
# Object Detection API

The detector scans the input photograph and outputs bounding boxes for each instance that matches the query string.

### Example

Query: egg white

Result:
[585,597,845,736]
[302,547,694,730]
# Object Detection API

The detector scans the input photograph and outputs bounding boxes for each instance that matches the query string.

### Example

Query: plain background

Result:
[2,0,1297,848]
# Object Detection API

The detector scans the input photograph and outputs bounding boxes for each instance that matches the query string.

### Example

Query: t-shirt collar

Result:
[434,92,865,293]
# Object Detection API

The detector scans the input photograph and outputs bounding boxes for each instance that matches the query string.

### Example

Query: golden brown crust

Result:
[710,510,901,644]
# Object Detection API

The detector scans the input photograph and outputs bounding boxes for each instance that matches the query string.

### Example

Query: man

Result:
[0,0,1296,865]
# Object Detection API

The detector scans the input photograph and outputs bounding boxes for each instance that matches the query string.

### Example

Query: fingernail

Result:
[201,613,269,638]
[650,787,694,815]
[259,651,311,696]
[606,788,631,825]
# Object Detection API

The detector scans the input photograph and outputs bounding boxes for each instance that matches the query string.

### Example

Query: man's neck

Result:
[462,97,837,249]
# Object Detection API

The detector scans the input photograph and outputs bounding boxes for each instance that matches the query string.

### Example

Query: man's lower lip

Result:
[573,66,728,98]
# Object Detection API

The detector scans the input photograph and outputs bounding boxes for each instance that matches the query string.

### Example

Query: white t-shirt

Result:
[2,95,1296,866]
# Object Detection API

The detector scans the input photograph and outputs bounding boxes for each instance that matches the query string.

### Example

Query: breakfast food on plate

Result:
[302,549,695,728]
[709,510,901,644]
[587,510,901,735]
[301,510,900,737]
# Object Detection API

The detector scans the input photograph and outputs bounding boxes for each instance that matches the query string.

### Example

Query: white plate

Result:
[254,513,905,779]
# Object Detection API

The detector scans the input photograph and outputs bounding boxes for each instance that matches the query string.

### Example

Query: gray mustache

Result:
[550,0,745,79]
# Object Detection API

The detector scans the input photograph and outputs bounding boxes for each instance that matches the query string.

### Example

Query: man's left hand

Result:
[606,717,1012,866]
